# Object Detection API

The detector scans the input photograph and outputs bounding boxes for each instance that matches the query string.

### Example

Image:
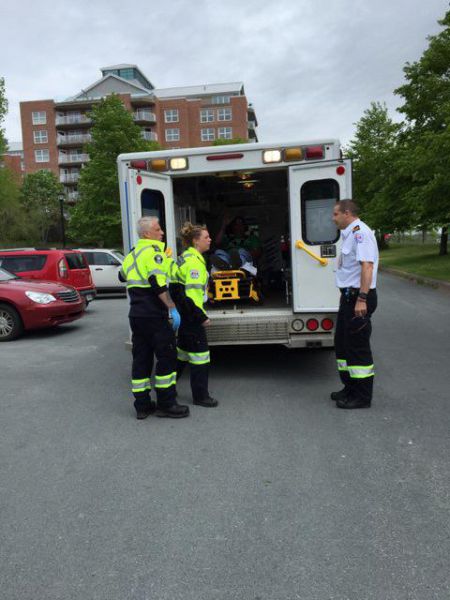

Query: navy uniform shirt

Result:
[335,219,379,289]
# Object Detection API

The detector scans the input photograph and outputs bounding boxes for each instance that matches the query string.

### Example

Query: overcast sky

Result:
[1,0,448,146]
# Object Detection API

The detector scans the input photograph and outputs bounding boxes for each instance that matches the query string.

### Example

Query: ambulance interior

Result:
[171,168,291,309]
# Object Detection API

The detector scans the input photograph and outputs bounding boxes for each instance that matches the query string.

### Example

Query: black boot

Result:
[156,403,190,418]
[336,396,371,409]
[135,401,156,420]
[330,387,350,401]
[193,396,219,407]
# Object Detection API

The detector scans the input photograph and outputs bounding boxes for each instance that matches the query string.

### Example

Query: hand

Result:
[354,300,367,318]
[169,307,181,331]
[202,319,211,327]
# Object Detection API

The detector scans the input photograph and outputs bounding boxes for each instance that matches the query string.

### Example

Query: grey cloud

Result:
[1,0,448,146]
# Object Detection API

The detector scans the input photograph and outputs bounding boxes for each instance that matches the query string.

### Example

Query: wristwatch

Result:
[358,292,368,301]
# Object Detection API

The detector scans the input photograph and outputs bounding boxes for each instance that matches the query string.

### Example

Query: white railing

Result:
[57,133,91,145]
[60,173,80,183]
[142,131,158,141]
[58,154,89,165]
[67,191,80,202]
[134,110,156,122]
[55,114,91,126]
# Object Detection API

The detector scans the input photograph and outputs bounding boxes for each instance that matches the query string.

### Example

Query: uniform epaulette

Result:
[352,225,360,232]
[152,244,160,251]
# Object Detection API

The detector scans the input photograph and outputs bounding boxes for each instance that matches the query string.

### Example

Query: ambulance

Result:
[117,140,352,348]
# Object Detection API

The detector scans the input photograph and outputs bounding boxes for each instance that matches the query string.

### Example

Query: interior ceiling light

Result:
[236,179,258,184]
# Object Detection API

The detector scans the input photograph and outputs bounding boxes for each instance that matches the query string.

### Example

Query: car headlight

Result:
[25,291,57,304]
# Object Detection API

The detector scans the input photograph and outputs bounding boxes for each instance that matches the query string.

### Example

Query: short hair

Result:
[136,216,158,238]
[335,199,359,216]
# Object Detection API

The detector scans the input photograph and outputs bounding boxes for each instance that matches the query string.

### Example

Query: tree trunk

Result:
[439,226,448,256]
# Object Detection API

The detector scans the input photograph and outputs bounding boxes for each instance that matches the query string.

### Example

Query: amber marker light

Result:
[150,159,168,171]
[284,148,303,161]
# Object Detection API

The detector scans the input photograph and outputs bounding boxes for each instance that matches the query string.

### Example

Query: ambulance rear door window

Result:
[301,179,339,245]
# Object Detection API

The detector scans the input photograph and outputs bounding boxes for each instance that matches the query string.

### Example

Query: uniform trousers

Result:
[129,317,177,411]
[334,289,377,403]
[176,321,210,403]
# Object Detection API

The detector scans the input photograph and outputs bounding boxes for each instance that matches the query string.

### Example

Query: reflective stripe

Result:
[177,347,189,362]
[127,280,150,287]
[155,372,177,388]
[185,283,205,290]
[348,364,375,379]
[131,378,151,392]
[189,351,210,365]
[337,359,348,372]
[148,269,166,277]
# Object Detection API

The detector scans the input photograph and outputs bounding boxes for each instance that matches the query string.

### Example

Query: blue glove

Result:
[169,307,181,331]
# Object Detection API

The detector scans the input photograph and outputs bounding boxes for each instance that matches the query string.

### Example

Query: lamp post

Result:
[58,193,66,248]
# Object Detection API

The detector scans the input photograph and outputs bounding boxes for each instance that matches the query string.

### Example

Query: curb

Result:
[379,266,450,293]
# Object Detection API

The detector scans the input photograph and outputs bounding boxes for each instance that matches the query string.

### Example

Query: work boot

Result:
[193,396,219,408]
[330,388,350,402]
[336,396,371,409]
[156,403,190,418]
[135,402,156,420]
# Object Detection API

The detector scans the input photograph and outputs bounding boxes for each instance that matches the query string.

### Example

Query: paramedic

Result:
[176,222,218,407]
[119,216,190,420]
[332,200,379,409]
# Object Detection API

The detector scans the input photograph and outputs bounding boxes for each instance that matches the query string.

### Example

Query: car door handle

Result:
[95,268,103,271]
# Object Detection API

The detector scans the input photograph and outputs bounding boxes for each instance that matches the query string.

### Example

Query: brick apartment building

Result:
[20,64,258,202]
[1,142,24,180]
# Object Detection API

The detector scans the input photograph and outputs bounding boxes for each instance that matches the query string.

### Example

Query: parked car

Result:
[77,249,126,294]
[0,249,96,304]
[0,267,85,341]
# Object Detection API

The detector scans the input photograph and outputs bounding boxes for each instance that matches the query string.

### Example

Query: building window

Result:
[201,128,215,142]
[217,108,232,121]
[211,96,231,105]
[32,111,47,125]
[35,149,50,163]
[218,127,233,139]
[200,109,214,123]
[165,128,180,142]
[33,130,48,144]
[164,109,179,123]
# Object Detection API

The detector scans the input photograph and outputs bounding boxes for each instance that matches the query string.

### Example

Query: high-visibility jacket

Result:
[177,247,209,323]
[120,238,170,318]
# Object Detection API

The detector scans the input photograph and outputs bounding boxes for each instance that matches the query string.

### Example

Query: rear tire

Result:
[0,303,24,341]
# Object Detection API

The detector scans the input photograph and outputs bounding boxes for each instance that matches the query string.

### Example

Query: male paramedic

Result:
[332,200,379,409]
[119,216,189,420]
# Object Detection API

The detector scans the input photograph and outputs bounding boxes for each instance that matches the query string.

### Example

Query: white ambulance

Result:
[117,140,351,348]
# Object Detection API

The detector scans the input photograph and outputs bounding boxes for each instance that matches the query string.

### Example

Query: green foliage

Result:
[0,77,7,155]
[0,167,27,242]
[212,137,247,146]
[69,95,161,246]
[21,170,64,243]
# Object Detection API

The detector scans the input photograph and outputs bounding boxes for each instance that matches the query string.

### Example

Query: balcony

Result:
[57,133,91,147]
[133,110,156,123]
[248,120,258,139]
[142,131,158,142]
[58,153,90,165]
[60,172,80,184]
[66,191,80,203]
[55,114,91,127]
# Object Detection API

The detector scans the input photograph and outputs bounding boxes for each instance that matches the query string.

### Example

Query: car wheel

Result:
[0,303,24,341]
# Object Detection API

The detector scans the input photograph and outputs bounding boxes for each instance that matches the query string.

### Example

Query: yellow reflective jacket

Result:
[177,247,209,322]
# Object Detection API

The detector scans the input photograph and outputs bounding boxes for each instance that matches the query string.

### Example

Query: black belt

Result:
[340,287,376,294]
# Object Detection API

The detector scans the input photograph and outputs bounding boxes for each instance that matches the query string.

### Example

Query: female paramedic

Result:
[175,222,218,408]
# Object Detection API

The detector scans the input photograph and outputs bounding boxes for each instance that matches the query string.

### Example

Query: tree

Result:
[0,167,27,242]
[212,137,247,146]
[345,102,403,248]
[395,9,450,255]
[0,77,8,155]
[21,170,64,243]
[69,95,160,246]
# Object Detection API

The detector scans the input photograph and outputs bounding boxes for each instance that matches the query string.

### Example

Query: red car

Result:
[0,249,96,304]
[0,267,85,341]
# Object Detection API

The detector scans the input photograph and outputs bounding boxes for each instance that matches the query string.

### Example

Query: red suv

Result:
[0,249,96,304]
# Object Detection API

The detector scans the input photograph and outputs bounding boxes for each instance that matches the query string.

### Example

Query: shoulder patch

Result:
[190,269,200,280]
[352,225,360,232]
[154,254,163,264]
[354,233,364,243]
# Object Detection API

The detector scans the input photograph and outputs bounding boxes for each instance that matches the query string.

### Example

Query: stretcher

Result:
[208,269,260,303]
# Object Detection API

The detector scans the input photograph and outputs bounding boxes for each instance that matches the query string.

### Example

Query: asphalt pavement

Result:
[1,274,449,600]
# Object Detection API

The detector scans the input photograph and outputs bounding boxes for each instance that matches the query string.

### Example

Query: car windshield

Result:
[0,267,19,281]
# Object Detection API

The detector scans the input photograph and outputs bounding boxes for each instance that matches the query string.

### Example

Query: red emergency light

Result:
[304,146,324,160]
[321,318,334,331]
[130,160,147,170]
[306,318,319,331]
[206,153,244,161]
